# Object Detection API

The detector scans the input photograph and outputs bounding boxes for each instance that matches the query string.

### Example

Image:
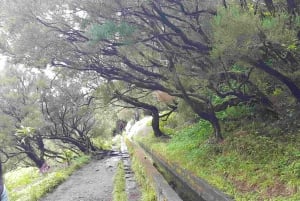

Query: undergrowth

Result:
[113,161,127,201]
[126,140,157,201]
[5,155,90,201]
[138,118,300,201]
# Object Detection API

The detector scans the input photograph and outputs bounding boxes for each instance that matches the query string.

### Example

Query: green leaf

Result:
[15,126,35,137]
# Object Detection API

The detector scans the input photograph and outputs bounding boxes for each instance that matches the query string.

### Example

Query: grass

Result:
[126,140,157,201]
[113,161,127,201]
[92,137,113,150]
[137,119,300,201]
[5,155,90,201]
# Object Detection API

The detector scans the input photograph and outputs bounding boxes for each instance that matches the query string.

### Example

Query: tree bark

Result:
[150,106,165,137]
[26,151,45,168]
[199,111,223,141]
[18,137,46,168]
[222,0,228,8]
[19,143,45,168]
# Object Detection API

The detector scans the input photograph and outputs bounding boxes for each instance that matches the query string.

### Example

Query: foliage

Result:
[62,149,75,165]
[131,157,157,201]
[89,21,136,43]
[91,137,112,150]
[138,120,300,201]
[91,106,119,139]
[159,100,200,135]
[15,126,36,137]
[126,140,157,201]
[217,105,254,120]
[5,167,40,190]
[0,1,300,199]
[5,155,90,201]
[113,161,127,201]
[211,5,260,59]
[1,0,300,143]
[211,4,299,59]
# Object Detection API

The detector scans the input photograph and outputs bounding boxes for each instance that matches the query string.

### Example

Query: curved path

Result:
[40,156,120,201]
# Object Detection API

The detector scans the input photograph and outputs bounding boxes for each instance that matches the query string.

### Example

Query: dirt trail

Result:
[40,156,120,201]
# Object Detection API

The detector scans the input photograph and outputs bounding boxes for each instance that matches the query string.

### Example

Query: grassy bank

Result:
[5,155,90,201]
[113,161,127,201]
[126,140,157,201]
[137,120,300,201]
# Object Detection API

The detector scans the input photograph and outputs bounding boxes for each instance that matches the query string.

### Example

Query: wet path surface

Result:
[40,156,120,201]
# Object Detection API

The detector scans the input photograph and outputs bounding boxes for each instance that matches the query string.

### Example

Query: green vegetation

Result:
[89,21,136,42]
[5,155,90,201]
[92,137,113,150]
[137,110,300,201]
[126,140,157,201]
[113,161,127,201]
[131,157,157,201]
[0,1,300,200]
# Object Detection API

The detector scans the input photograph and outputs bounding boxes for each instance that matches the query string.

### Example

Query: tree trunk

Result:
[26,150,45,168]
[222,0,228,8]
[210,115,223,141]
[179,90,224,141]
[199,112,224,141]
[114,91,165,137]
[150,106,165,137]
[68,140,89,153]
[19,140,45,168]
[86,137,98,152]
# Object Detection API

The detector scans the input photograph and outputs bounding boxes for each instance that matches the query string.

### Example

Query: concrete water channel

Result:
[126,117,233,201]
[139,142,233,201]
[134,142,233,201]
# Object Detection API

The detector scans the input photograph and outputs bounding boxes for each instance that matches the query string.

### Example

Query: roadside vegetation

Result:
[136,106,300,201]
[0,1,300,200]
[4,155,90,201]
[126,141,157,201]
[113,161,127,201]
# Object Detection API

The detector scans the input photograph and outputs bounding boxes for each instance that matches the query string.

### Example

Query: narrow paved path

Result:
[40,156,120,201]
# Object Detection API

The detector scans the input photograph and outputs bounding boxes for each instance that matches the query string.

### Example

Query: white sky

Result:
[0,55,7,73]
[0,54,55,78]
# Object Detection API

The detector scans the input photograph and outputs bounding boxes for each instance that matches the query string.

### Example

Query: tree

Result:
[0,66,51,168]
[0,65,106,167]
[211,3,300,104]
[113,89,167,137]
[0,1,218,142]
[1,0,299,142]
[40,72,100,153]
